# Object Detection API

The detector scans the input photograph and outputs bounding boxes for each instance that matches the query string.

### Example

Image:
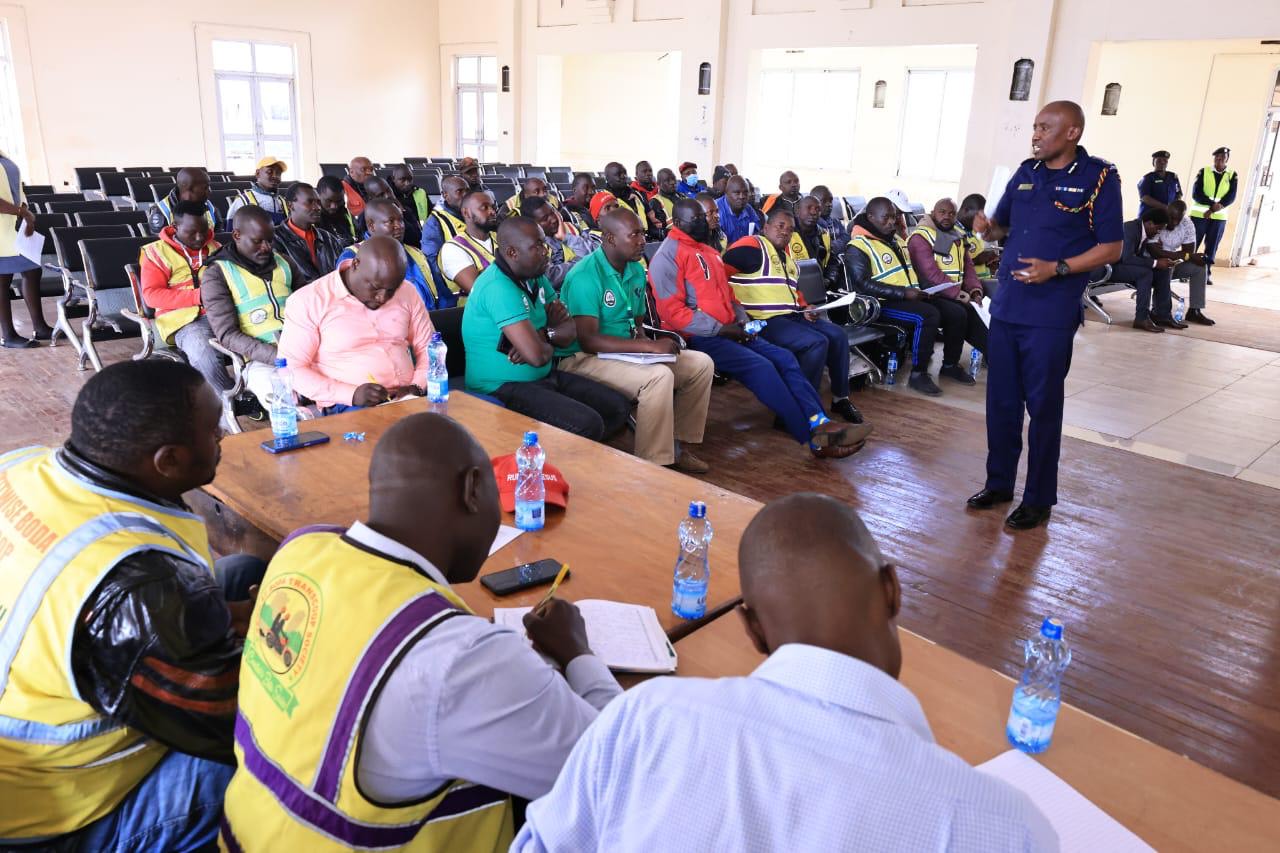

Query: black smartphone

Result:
[260,431,331,454]
[480,559,565,596]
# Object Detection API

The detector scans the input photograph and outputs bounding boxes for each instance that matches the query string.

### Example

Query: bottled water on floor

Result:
[270,357,298,441]
[1173,297,1186,324]
[969,348,982,379]
[426,332,449,403]
[1006,617,1072,754]
[672,501,713,619]
[514,431,545,531]
[886,351,899,386]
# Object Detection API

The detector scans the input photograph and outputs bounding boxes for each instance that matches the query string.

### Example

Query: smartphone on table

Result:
[260,431,330,454]
[481,559,566,596]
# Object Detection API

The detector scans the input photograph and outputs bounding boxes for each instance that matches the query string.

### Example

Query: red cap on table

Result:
[490,455,570,513]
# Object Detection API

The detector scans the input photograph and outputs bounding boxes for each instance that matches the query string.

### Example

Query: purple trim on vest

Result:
[452,234,492,270]
[279,524,348,549]
[424,782,510,822]
[758,236,772,276]
[219,816,244,853]
[314,592,458,802]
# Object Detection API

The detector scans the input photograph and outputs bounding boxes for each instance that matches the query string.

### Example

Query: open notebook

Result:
[493,600,677,673]
[597,352,677,365]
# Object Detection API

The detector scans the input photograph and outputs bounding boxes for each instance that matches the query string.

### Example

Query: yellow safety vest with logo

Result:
[617,192,647,224]
[788,229,832,268]
[213,254,293,343]
[652,193,677,229]
[962,227,991,277]
[443,233,496,295]
[849,234,918,288]
[728,236,802,319]
[910,224,966,283]
[154,197,217,231]
[220,530,514,853]
[0,446,214,839]
[1188,167,1236,221]
[140,239,209,345]
[504,194,562,217]
[429,207,466,241]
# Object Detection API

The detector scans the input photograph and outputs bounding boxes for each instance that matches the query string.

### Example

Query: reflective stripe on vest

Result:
[215,255,292,343]
[429,207,465,240]
[653,193,676,226]
[0,448,212,837]
[728,236,801,319]
[443,234,495,293]
[910,224,965,283]
[963,228,990,277]
[1188,167,1235,220]
[141,239,202,345]
[849,234,918,288]
[155,197,217,230]
[222,532,514,852]
[235,189,289,222]
[788,229,831,267]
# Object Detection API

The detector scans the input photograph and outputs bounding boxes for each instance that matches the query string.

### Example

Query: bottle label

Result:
[1006,708,1056,749]
[515,502,544,531]
[426,378,448,402]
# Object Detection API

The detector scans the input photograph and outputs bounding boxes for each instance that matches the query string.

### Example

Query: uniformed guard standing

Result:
[1188,146,1236,284]
[966,101,1124,530]
[1137,150,1181,217]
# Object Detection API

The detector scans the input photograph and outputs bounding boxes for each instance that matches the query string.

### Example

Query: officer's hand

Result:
[523,598,592,669]
[1014,257,1057,285]
[353,383,390,407]
[972,211,991,236]
[718,322,750,342]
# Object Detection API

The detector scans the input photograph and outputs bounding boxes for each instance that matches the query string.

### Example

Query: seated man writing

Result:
[650,199,868,458]
[421,174,469,292]
[515,494,1057,852]
[315,175,358,246]
[558,208,715,473]
[278,235,434,413]
[905,197,990,386]
[221,413,621,851]
[524,195,591,291]
[226,156,289,226]
[148,166,218,235]
[462,217,631,441]
[723,207,865,425]
[1147,199,1214,326]
[438,189,500,296]
[339,198,457,310]
[273,181,345,286]
[846,197,972,396]
[1111,208,1182,333]
[791,195,839,286]
[201,206,298,411]
[0,360,265,851]
[139,201,226,393]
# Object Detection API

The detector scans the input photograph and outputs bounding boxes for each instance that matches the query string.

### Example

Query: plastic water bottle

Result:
[886,351,899,386]
[671,501,713,619]
[426,332,449,403]
[1006,617,1072,754]
[269,357,298,441]
[514,432,545,531]
[969,348,982,379]
[1173,297,1186,324]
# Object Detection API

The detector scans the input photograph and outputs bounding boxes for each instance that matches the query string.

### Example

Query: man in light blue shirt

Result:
[514,493,1058,852]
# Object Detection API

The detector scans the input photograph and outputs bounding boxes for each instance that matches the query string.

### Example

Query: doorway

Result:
[1237,70,1280,261]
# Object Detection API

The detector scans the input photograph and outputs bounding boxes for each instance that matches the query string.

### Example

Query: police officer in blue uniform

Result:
[966,101,1124,530]
[1137,150,1181,217]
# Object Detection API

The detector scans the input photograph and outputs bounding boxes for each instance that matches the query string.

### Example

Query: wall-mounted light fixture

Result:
[1101,82,1121,116]
[873,80,886,109]
[698,62,712,96]
[1010,58,1033,101]
[501,65,511,93]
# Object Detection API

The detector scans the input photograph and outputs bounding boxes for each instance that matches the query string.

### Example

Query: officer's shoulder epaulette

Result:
[1085,153,1116,169]
[1019,156,1038,169]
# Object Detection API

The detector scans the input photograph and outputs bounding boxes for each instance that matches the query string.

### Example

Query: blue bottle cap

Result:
[431,332,443,342]
[523,431,538,446]
[1039,617,1064,640]
[688,501,707,519]
[274,357,287,368]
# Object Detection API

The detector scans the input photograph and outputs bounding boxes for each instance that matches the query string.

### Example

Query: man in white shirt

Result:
[515,493,1058,852]
[1147,199,1214,326]
[438,190,499,295]
[221,412,621,850]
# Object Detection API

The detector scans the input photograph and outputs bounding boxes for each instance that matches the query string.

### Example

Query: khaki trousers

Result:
[558,349,715,465]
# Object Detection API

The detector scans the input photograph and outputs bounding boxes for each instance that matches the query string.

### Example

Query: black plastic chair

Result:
[48,224,136,358]
[74,167,117,192]
[126,177,173,207]
[45,200,115,215]
[22,184,55,196]
[78,236,153,370]
[75,210,149,230]
[209,189,238,219]
[413,174,442,194]
[97,171,144,198]
[26,193,86,208]
[799,258,886,385]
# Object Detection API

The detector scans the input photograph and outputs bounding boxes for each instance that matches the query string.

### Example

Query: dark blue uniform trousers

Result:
[688,335,824,443]
[1192,217,1226,271]
[759,314,851,398]
[984,317,1076,507]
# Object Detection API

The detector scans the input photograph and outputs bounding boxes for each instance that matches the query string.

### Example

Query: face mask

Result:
[685,174,699,186]
[684,218,710,242]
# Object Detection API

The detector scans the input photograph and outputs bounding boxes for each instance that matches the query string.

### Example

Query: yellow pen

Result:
[534,563,570,612]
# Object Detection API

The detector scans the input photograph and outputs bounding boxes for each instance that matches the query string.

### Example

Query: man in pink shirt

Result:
[279,235,434,413]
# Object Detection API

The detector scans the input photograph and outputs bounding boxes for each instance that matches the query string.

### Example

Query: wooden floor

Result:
[633,381,1280,798]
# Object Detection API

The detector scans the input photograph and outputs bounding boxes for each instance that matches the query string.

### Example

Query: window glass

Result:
[254,42,294,75]
[212,39,253,72]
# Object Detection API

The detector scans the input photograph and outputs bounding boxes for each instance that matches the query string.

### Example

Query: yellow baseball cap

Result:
[255,156,288,172]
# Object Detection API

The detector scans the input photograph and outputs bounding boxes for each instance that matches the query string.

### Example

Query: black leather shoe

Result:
[1153,315,1189,330]
[1186,308,1216,326]
[908,371,943,396]
[967,488,1014,509]
[1005,503,1052,530]
[831,398,864,424]
[939,364,976,385]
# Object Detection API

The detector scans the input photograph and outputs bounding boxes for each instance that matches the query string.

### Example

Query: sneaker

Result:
[938,364,976,386]
[908,371,942,396]
[831,398,864,423]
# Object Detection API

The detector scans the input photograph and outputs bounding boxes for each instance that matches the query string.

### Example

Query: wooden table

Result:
[198,393,758,636]
[665,612,1280,852]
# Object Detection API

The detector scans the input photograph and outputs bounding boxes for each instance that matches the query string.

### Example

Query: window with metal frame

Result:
[897,68,975,183]
[455,56,499,161]
[0,20,25,170]
[211,39,299,174]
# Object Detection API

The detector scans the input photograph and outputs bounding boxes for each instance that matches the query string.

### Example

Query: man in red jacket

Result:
[649,199,869,458]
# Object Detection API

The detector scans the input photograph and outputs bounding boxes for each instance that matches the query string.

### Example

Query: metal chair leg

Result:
[1084,291,1113,324]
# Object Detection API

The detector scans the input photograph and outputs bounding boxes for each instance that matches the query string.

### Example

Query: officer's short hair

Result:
[1140,208,1169,225]
[71,360,207,471]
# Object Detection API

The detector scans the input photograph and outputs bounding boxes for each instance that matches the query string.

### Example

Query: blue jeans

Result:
[214,553,268,601]
[688,335,825,443]
[759,314,851,398]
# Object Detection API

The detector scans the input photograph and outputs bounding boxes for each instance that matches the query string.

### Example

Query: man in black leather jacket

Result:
[0,360,266,850]
[274,181,345,285]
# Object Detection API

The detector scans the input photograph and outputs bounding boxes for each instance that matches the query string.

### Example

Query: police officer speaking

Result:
[966,101,1123,530]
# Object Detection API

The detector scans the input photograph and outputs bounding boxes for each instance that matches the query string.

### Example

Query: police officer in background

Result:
[1137,149,1181,217]
[966,101,1123,530]
[1189,146,1237,284]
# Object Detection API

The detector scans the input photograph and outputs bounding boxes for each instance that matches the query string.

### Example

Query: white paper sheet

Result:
[15,228,44,265]
[487,524,522,557]
[494,599,677,673]
[798,290,865,314]
[598,352,677,365]
[973,300,992,328]
[977,750,1154,852]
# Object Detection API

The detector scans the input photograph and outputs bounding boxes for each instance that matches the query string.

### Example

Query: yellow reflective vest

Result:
[0,446,213,838]
[221,530,513,853]
[789,229,832,269]
[962,227,992,277]
[848,233,918,288]
[1188,167,1235,221]
[910,224,966,283]
[140,239,211,345]
[728,236,802,319]
[443,233,496,295]
[212,255,293,343]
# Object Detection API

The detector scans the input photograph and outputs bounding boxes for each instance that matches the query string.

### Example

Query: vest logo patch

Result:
[249,308,268,325]
[881,252,893,265]
[603,289,617,308]
[246,572,322,717]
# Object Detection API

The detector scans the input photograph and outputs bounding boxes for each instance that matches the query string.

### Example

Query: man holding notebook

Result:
[220,413,621,851]
[557,208,715,473]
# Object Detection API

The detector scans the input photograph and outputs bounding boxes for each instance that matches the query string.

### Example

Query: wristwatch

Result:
[1054,260,1071,277]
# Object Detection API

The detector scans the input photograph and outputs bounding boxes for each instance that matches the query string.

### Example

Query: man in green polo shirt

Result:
[558,209,715,473]
[462,216,631,441]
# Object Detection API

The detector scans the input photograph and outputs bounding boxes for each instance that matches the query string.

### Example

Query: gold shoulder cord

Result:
[1051,166,1110,231]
